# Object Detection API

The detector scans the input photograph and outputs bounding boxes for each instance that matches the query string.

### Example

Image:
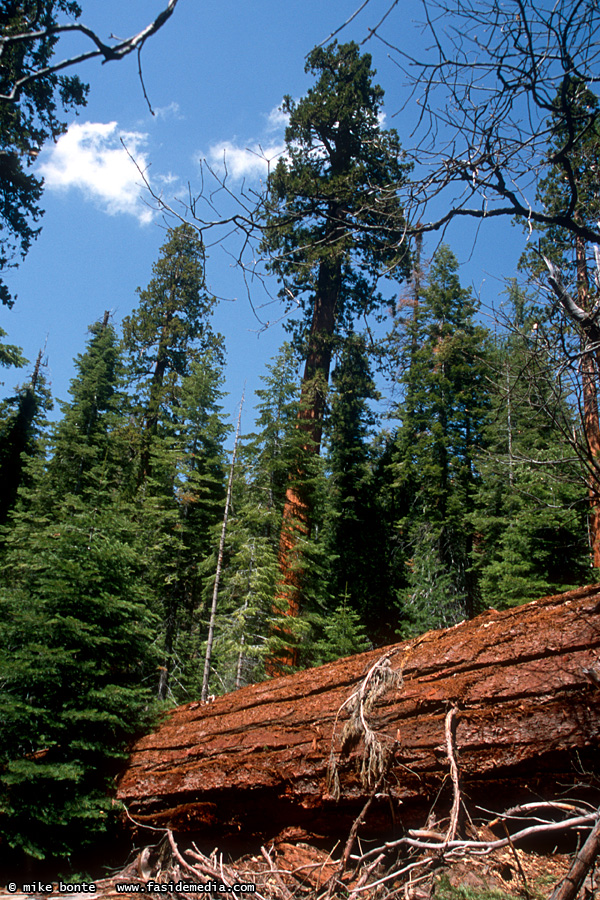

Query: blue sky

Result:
[0,0,527,432]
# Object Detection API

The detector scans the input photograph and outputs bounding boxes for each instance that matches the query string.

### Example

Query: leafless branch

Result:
[0,1,180,106]
[364,0,600,245]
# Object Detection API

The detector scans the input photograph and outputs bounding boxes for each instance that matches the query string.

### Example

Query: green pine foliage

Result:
[472,285,589,606]
[195,466,281,693]
[45,316,127,499]
[0,317,158,865]
[391,245,491,631]
[0,504,158,863]
[322,334,393,639]
[0,1,89,307]
[0,327,27,373]
[0,350,52,526]
[312,592,371,664]
[261,41,412,457]
[122,226,229,701]
[263,41,412,343]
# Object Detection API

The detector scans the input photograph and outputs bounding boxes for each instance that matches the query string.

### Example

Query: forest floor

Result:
[0,826,593,900]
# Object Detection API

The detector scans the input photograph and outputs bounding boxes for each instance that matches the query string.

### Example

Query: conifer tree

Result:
[519,80,600,565]
[0,1,89,307]
[0,327,26,373]
[392,245,490,630]
[122,225,228,701]
[0,348,52,526]
[322,333,389,636]
[0,316,157,866]
[312,591,371,664]
[208,344,328,683]
[45,312,126,498]
[261,42,412,643]
[472,285,589,605]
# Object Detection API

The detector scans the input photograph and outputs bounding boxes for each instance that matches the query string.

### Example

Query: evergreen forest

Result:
[0,20,599,878]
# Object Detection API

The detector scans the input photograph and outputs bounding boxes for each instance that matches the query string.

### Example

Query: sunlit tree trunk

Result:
[576,236,600,567]
[267,258,341,674]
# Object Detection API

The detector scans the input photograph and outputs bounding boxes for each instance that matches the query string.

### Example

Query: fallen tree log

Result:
[117,585,600,842]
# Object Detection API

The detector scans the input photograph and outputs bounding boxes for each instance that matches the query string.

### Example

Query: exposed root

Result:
[327,649,404,800]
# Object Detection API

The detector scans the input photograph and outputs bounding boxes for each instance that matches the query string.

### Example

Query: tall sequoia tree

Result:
[261,42,411,643]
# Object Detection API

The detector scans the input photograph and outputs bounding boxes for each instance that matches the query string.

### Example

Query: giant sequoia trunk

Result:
[269,255,342,673]
[118,584,600,842]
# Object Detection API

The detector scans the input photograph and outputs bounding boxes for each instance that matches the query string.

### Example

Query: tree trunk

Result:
[201,392,243,701]
[576,235,600,567]
[268,256,342,674]
[118,583,600,843]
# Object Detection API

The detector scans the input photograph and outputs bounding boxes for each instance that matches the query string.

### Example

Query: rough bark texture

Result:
[118,585,600,842]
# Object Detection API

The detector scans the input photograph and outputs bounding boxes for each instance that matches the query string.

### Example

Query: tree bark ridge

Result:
[118,584,600,841]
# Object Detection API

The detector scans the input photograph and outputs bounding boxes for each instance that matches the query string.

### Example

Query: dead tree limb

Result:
[549,809,600,900]
[0,1,181,105]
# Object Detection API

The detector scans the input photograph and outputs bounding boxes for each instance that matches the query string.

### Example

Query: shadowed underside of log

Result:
[117,585,600,840]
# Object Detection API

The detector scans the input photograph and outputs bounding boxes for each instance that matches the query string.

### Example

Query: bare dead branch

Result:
[0,1,181,105]
[364,0,600,245]
[550,808,600,900]
[444,705,461,844]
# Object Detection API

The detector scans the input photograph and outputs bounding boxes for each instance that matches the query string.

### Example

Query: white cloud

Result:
[39,121,154,224]
[206,139,286,181]
[200,102,289,183]
[153,101,183,120]
[265,104,289,133]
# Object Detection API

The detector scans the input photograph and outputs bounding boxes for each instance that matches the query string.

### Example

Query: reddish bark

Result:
[577,235,600,567]
[268,257,342,674]
[118,584,600,843]
[267,485,308,674]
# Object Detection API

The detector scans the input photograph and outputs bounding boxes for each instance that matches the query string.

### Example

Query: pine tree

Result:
[312,591,371,665]
[122,224,218,486]
[208,344,329,682]
[322,333,389,637]
[0,348,52,527]
[519,80,600,565]
[0,316,157,866]
[45,312,126,498]
[194,460,281,694]
[122,226,229,701]
[0,327,26,373]
[392,245,491,631]
[472,284,589,605]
